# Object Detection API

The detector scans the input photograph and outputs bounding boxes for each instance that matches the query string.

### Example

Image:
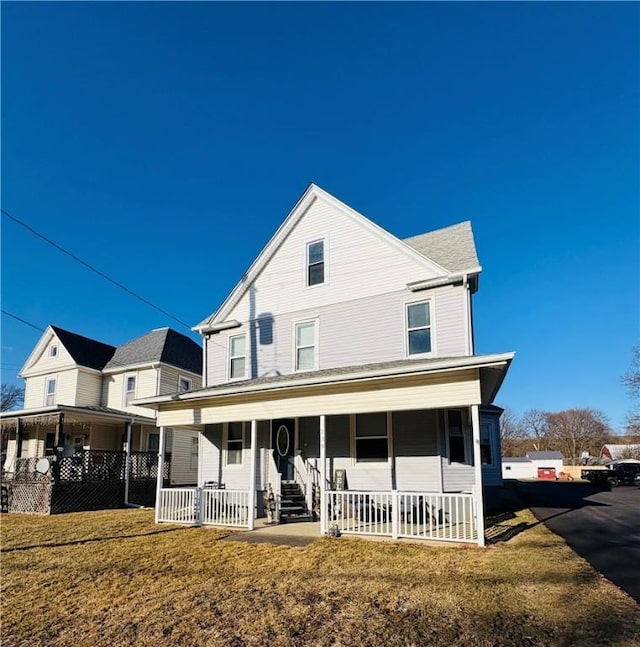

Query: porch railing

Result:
[157,487,251,528]
[325,490,478,543]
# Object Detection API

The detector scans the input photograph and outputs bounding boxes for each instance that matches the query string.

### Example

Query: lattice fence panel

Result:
[58,451,126,482]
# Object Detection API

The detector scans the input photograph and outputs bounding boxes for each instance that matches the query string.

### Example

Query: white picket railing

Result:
[325,490,478,543]
[157,488,198,524]
[157,487,252,528]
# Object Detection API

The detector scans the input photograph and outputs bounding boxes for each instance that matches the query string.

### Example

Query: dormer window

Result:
[124,375,136,406]
[306,240,324,286]
[406,301,432,356]
[49,344,58,358]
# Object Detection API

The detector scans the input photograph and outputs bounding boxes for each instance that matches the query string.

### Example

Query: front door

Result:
[272,419,295,481]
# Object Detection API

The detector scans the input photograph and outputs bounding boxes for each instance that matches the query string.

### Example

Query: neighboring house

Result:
[1,325,202,486]
[600,444,640,462]
[502,451,564,480]
[139,184,514,546]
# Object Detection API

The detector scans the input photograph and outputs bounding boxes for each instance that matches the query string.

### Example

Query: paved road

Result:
[513,480,640,604]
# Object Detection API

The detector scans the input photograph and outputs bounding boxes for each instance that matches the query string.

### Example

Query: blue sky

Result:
[1,2,638,431]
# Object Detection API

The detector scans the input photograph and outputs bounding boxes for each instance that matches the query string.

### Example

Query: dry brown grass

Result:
[2,508,639,647]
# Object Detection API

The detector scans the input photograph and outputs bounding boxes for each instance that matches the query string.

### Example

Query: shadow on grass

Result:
[1,526,190,553]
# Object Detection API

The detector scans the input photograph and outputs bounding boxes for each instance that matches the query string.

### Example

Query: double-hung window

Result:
[480,422,493,466]
[295,321,316,371]
[229,334,246,380]
[190,436,199,470]
[124,375,136,406]
[306,240,325,286]
[446,409,466,463]
[44,377,56,406]
[406,301,432,356]
[226,422,244,465]
[354,412,389,462]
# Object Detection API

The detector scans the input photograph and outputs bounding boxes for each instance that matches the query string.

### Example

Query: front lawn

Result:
[2,509,639,646]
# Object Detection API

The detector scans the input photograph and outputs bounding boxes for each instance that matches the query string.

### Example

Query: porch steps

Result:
[280,481,313,523]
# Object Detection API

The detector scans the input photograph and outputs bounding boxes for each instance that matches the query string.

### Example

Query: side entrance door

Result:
[272,419,295,481]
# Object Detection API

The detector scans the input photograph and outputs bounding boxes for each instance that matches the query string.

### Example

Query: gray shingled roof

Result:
[403,221,480,273]
[526,451,564,460]
[51,326,116,370]
[104,328,202,374]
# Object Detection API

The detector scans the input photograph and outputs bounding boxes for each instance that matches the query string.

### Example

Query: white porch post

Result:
[319,414,326,535]
[154,426,166,524]
[124,419,132,506]
[249,419,257,530]
[471,405,486,547]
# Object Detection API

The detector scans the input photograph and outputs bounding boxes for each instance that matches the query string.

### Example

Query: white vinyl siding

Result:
[158,365,202,396]
[21,334,75,376]
[168,428,199,485]
[206,284,468,386]
[74,370,103,407]
[104,368,158,417]
[24,370,78,408]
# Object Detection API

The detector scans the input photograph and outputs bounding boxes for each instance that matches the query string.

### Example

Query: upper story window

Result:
[124,375,137,406]
[306,240,325,286]
[446,409,466,463]
[354,412,389,462]
[178,376,192,392]
[295,321,317,371]
[229,334,247,380]
[406,301,432,356]
[49,344,58,358]
[44,377,56,406]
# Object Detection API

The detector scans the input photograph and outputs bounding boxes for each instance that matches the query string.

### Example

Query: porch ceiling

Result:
[151,355,513,427]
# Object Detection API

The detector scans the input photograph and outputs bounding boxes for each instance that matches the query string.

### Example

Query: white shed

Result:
[502,451,564,480]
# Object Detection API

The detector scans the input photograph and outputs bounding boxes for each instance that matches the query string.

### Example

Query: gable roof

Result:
[403,221,480,274]
[195,184,481,330]
[104,328,202,374]
[50,326,116,370]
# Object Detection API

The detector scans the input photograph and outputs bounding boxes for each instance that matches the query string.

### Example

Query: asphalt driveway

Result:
[513,480,640,603]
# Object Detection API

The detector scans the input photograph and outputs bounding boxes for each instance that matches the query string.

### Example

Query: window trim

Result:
[351,412,393,466]
[405,299,434,358]
[445,408,469,465]
[224,421,245,467]
[178,375,193,393]
[227,333,247,381]
[305,238,326,288]
[190,435,199,470]
[293,319,319,372]
[124,373,137,407]
[44,376,57,406]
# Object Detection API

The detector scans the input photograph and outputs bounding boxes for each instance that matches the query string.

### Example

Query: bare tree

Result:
[1,384,24,412]
[499,408,522,457]
[545,408,611,466]
[520,409,550,452]
[622,345,640,435]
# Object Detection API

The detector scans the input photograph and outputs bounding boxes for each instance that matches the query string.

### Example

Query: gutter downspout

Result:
[124,418,144,508]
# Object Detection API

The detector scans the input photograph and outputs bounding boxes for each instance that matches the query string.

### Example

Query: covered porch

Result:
[143,354,512,547]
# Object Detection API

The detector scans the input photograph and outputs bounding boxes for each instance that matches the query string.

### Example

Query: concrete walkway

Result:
[222,521,322,547]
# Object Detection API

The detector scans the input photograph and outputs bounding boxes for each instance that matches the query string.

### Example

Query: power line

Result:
[1,310,45,332]
[1,208,193,331]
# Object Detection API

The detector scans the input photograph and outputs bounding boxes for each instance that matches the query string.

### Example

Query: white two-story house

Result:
[139,184,514,545]
[2,325,202,486]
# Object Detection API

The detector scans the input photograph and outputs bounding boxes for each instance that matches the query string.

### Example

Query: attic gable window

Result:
[306,240,325,286]
[49,344,58,358]
[406,301,432,356]
[229,334,247,380]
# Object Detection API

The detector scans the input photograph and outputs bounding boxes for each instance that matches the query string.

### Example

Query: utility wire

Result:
[1,208,193,331]
[1,309,45,332]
